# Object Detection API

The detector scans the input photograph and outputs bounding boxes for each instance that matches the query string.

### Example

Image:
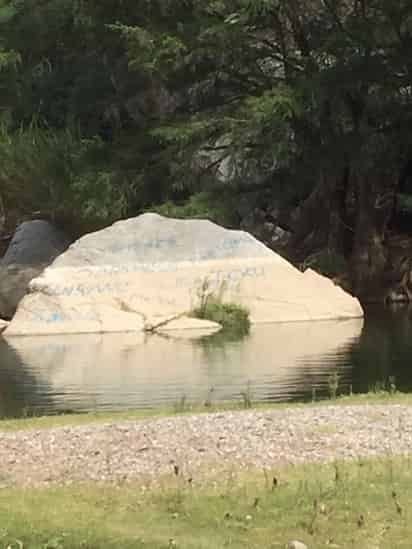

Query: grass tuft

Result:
[193,301,250,334]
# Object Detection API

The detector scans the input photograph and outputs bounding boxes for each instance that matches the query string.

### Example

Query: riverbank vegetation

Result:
[1,1,412,300]
[1,389,411,432]
[1,456,412,548]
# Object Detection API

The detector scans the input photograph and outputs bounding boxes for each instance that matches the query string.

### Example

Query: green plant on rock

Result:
[192,279,250,335]
[195,301,250,332]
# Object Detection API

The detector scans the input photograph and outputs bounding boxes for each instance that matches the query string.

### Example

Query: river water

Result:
[0,307,411,418]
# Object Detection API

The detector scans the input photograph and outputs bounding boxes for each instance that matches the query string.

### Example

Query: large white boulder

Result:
[4,213,363,336]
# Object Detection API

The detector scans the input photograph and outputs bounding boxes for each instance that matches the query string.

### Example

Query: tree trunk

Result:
[289,167,396,302]
[289,169,350,261]
[350,173,396,302]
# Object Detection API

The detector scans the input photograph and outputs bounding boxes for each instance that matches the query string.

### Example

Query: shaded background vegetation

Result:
[1,0,412,299]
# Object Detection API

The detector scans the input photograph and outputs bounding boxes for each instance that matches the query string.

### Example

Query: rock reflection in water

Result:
[1,318,363,417]
[0,338,55,417]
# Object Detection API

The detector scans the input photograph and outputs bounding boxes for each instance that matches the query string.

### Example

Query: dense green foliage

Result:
[193,300,251,333]
[1,0,412,294]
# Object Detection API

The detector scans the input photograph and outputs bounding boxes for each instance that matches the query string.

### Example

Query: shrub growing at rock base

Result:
[193,301,250,334]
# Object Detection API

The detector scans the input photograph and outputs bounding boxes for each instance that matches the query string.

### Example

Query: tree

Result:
[0,0,182,233]
[118,0,412,299]
[1,0,412,300]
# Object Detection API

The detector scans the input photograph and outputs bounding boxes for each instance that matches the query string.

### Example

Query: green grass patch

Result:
[2,457,412,548]
[2,391,412,432]
[192,301,250,334]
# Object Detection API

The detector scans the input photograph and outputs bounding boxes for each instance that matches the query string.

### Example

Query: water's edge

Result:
[0,308,409,418]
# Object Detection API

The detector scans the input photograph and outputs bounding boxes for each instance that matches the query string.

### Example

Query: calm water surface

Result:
[1,307,412,418]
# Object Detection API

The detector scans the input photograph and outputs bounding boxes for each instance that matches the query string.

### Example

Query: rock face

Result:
[0,266,41,320]
[5,214,363,336]
[1,220,70,266]
[0,319,9,333]
[155,316,222,337]
[0,221,70,319]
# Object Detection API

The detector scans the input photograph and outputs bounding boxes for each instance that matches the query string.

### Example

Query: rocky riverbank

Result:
[2,403,412,488]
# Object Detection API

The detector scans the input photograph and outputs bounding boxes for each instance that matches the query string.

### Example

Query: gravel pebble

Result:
[1,404,412,487]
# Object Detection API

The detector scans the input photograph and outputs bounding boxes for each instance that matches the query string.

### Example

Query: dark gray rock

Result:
[0,265,41,319]
[1,220,70,267]
[0,221,70,319]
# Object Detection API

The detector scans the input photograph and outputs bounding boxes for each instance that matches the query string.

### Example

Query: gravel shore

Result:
[2,404,412,487]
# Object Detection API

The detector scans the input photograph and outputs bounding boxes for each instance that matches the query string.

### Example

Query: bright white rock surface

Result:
[5,213,363,336]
